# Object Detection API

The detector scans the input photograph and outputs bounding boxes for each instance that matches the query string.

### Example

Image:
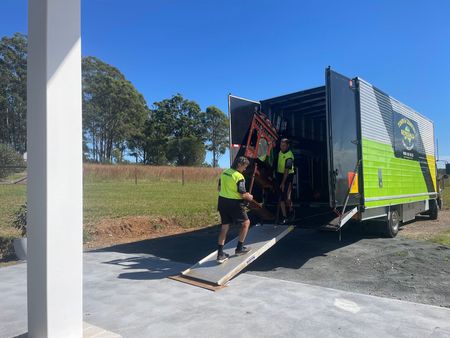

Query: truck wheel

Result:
[429,199,438,220]
[385,210,400,238]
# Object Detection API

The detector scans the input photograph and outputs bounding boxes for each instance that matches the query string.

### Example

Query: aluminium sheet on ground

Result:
[182,224,294,286]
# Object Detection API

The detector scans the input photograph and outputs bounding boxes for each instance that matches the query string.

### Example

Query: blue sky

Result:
[1,0,449,167]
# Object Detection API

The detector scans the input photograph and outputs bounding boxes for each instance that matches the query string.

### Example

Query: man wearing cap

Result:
[276,138,295,224]
[216,156,254,263]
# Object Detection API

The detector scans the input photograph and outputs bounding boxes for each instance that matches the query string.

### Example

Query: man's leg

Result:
[217,223,230,263]
[281,178,293,220]
[280,201,287,218]
[238,219,250,243]
[218,223,230,246]
[236,219,251,255]
[286,182,293,215]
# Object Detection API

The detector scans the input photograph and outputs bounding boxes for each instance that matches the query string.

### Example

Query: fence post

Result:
[134,167,137,185]
[182,169,185,186]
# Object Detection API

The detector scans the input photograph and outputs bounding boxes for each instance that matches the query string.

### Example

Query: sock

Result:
[236,241,243,251]
[218,245,224,255]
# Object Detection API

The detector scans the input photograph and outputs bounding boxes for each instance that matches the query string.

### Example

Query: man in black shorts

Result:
[216,156,254,263]
[276,138,295,224]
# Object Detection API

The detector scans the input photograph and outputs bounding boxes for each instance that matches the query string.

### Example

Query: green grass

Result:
[1,180,219,230]
[1,178,220,260]
[0,170,27,183]
[0,184,26,238]
[431,230,450,247]
[83,180,219,227]
[443,178,450,210]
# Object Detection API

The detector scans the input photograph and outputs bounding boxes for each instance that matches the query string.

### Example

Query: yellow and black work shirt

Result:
[218,168,246,200]
[277,150,295,174]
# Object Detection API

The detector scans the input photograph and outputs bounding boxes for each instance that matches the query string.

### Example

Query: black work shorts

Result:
[276,173,294,201]
[217,196,248,225]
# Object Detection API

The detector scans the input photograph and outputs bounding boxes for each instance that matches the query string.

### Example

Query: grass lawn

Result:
[0,184,26,238]
[83,180,219,227]
[443,178,450,210]
[1,180,219,231]
[430,179,450,247]
[1,178,220,260]
[431,231,450,247]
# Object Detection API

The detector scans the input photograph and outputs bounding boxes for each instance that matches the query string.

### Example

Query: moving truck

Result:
[229,68,448,237]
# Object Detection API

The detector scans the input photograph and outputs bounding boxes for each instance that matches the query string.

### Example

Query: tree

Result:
[134,94,207,165]
[166,136,205,166]
[0,33,27,154]
[82,56,148,163]
[151,94,206,140]
[128,116,169,165]
[0,143,26,179]
[204,106,229,167]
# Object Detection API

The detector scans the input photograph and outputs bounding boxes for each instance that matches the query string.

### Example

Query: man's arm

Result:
[237,179,253,201]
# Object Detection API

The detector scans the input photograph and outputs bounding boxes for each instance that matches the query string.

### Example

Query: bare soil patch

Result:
[398,210,450,241]
[84,216,202,250]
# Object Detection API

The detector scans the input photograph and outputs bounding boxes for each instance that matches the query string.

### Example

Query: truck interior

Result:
[260,86,330,208]
[230,87,336,225]
[230,69,360,228]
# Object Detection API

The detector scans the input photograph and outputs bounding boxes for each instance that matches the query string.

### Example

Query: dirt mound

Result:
[85,216,194,249]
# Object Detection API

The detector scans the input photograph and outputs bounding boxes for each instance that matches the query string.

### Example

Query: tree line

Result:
[0,33,229,167]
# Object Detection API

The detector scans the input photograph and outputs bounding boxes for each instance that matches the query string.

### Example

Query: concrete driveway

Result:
[1,248,450,338]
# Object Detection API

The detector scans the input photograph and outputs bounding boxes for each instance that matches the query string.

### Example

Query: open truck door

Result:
[228,95,261,166]
[326,68,360,208]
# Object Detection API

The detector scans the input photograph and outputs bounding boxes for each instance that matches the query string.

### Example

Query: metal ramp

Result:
[170,224,294,290]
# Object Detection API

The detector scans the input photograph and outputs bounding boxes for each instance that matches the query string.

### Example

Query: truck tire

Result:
[429,199,438,220]
[385,209,400,238]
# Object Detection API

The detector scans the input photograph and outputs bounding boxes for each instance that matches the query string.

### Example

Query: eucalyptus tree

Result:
[0,33,27,154]
[82,56,148,162]
[204,106,229,167]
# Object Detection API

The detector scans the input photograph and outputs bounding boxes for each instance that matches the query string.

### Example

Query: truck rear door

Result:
[228,95,261,165]
[326,69,360,208]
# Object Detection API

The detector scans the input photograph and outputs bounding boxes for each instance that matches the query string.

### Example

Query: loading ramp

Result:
[170,224,294,290]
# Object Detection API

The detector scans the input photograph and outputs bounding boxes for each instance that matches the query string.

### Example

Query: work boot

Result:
[277,217,287,225]
[217,252,230,264]
[235,246,251,256]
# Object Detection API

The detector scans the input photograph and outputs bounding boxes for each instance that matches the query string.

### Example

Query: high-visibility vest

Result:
[219,168,245,200]
[277,150,295,174]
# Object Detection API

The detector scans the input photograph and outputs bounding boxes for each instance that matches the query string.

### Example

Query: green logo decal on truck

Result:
[393,112,420,160]
[399,118,416,150]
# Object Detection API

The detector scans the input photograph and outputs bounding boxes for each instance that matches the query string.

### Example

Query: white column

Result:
[27,0,82,337]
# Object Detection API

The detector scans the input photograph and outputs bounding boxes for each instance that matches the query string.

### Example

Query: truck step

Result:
[320,207,358,231]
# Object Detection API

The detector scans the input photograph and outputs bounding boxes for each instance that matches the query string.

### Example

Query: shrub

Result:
[0,143,26,179]
[13,203,27,237]
[0,237,15,261]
